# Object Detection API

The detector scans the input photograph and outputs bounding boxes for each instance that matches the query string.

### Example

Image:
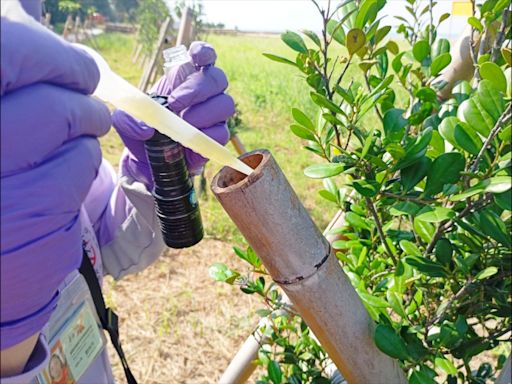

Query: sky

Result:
[168,0,470,38]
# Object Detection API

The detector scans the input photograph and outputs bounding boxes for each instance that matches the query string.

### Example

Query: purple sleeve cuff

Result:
[0,335,49,383]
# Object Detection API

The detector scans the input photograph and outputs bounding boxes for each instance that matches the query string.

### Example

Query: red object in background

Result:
[89,12,105,25]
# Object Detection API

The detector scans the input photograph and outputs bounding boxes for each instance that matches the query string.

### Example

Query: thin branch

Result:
[469,0,478,67]
[365,197,397,263]
[491,9,510,62]
[363,73,384,123]
[427,279,474,327]
[470,106,512,173]
[381,192,434,205]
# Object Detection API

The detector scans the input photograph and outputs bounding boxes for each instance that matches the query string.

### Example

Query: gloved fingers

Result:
[150,75,172,96]
[181,93,235,129]
[1,17,100,96]
[167,66,228,113]
[184,123,230,175]
[1,84,111,176]
[188,41,217,67]
[112,109,155,143]
[1,137,102,253]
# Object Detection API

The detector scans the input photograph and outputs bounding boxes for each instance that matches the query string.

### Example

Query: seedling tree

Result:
[210,0,511,382]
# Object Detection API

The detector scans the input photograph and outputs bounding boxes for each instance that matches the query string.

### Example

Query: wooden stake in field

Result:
[138,16,173,92]
[212,150,407,384]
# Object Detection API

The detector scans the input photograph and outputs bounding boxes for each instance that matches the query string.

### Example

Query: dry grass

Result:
[103,240,261,383]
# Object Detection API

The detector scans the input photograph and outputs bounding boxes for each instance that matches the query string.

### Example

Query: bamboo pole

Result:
[211,150,407,384]
[220,208,349,384]
[176,7,194,47]
[62,14,73,40]
[230,134,247,156]
[138,16,173,92]
[437,24,498,100]
[496,355,511,384]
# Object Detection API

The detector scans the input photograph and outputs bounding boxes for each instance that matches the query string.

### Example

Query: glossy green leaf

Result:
[409,367,437,384]
[475,266,498,280]
[404,256,448,277]
[390,201,421,216]
[435,238,453,265]
[438,12,450,24]
[480,62,507,93]
[472,210,511,246]
[262,53,297,67]
[292,108,315,131]
[268,360,283,384]
[374,25,391,45]
[431,53,451,76]
[495,189,512,210]
[346,28,366,56]
[468,16,483,32]
[450,176,512,201]
[414,218,435,243]
[400,156,431,192]
[355,0,382,28]
[424,152,465,196]
[386,290,406,318]
[383,108,407,142]
[374,324,410,360]
[281,31,308,53]
[413,40,430,62]
[290,124,316,141]
[416,207,455,222]
[400,240,422,256]
[352,179,380,197]
[458,98,493,136]
[326,19,346,45]
[360,292,389,307]
[234,246,262,268]
[394,128,433,171]
[439,117,482,155]
[476,80,506,121]
[208,263,240,284]
[386,40,399,55]
[435,357,457,376]
[301,29,321,47]
[310,92,344,114]
[502,47,512,66]
[304,163,344,179]
[346,212,371,230]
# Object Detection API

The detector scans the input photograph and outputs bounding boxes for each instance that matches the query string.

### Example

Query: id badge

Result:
[37,273,106,384]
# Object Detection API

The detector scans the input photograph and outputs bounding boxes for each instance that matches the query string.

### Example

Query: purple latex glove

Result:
[1,15,111,350]
[112,41,235,180]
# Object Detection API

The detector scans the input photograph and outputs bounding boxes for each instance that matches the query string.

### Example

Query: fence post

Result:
[138,16,173,92]
[176,7,194,47]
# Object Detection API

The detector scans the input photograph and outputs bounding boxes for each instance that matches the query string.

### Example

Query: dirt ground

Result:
[103,239,261,384]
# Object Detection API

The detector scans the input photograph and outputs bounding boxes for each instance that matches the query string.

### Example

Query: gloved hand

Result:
[112,41,235,182]
[1,14,111,351]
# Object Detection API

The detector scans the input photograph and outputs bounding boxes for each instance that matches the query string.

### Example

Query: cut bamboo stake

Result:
[62,14,72,39]
[138,16,173,92]
[230,134,247,156]
[176,7,194,47]
[219,209,348,384]
[496,355,511,384]
[437,24,498,100]
[211,150,407,384]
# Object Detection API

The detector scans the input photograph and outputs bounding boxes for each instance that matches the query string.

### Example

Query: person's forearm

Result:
[0,333,39,377]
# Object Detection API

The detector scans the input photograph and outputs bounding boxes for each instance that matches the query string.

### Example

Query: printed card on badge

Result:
[37,302,104,384]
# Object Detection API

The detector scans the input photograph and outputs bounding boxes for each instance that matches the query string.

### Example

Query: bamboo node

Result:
[274,246,331,285]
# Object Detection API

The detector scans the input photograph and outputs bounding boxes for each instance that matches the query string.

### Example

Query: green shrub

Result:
[211,0,511,382]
